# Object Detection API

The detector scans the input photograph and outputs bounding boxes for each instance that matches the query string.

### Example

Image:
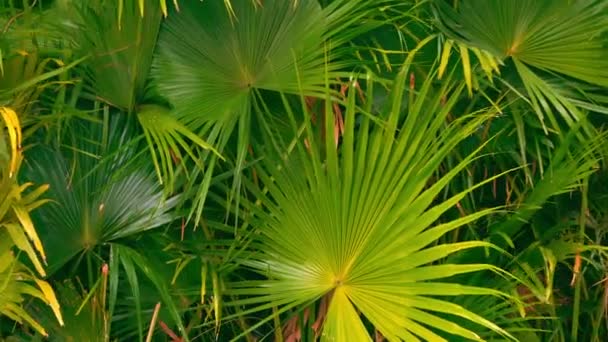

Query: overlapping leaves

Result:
[63,0,163,112]
[1,107,63,336]
[23,116,179,275]
[223,54,516,340]
[151,0,402,224]
[434,0,608,139]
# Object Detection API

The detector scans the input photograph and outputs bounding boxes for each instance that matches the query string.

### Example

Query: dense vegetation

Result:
[2,0,608,341]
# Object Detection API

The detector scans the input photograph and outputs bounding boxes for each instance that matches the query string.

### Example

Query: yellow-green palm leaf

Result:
[225,57,515,340]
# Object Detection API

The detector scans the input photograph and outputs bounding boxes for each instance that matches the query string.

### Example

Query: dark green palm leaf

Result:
[23,116,179,275]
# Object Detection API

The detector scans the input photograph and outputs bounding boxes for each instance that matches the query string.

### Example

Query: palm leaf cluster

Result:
[1,0,608,341]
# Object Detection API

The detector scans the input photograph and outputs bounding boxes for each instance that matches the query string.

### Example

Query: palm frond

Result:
[434,0,608,138]
[151,0,405,225]
[23,115,179,275]
[435,0,608,84]
[137,104,222,192]
[66,0,163,112]
[1,107,63,335]
[221,52,516,340]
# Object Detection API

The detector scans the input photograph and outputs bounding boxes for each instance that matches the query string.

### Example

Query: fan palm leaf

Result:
[434,0,608,139]
[151,0,406,224]
[63,0,162,112]
[53,0,218,196]
[23,115,179,275]
[220,50,516,340]
[151,0,395,124]
[435,0,608,85]
[19,115,191,340]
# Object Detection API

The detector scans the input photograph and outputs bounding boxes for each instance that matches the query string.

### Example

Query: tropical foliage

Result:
[1,0,608,341]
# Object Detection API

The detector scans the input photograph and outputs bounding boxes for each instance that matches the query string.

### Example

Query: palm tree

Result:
[1,0,608,341]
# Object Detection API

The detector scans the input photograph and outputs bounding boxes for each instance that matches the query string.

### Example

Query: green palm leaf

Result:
[66,0,163,112]
[151,0,400,224]
[223,52,516,340]
[1,107,64,335]
[435,0,608,85]
[52,0,219,199]
[23,116,179,275]
[152,0,353,123]
[434,0,608,138]
[137,104,222,192]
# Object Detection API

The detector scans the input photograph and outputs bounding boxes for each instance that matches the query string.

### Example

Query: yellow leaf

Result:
[485,50,501,74]
[471,47,494,81]
[201,261,207,303]
[3,223,46,277]
[438,40,453,80]
[13,205,47,263]
[34,279,64,326]
[4,303,48,336]
[322,287,371,341]
[25,198,51,212]
[459,45,472,96]
[21,183,49,204]
[0,249,15,273]
[160,0,168,17]
[52,58,65,67]
[212,269,221,330]
[0,107,22,178]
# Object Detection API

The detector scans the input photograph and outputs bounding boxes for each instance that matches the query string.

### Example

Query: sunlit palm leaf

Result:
[137,104,222,191]
[0,248,53,337]
[1,107,63,335]
[223,53,516,340]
